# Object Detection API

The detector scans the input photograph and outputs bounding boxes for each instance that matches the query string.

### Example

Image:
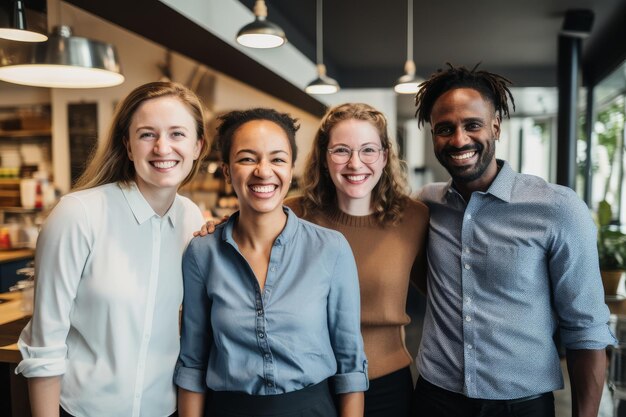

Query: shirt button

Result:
[264,353,271,359]
[267,381,273,387]
[257,309,264,316]
[464,263,471,270]
[464,247,470,254]
[258,332,265,338]
[465,296,471,304]
[466,214,472,220]
[467,344,473,349]
[465,315,472,322]
[467,376,472,382]
[270,266,276,272]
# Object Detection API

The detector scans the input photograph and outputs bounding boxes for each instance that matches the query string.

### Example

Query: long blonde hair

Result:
[73,81,210,191]
[300,103,409,225]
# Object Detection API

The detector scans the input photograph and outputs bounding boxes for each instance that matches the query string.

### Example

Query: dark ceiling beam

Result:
[64,0,327,117]
[583,0,626,87]
[337,65,557,89]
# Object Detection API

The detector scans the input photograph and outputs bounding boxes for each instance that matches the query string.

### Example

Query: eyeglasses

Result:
[327,145,384,164]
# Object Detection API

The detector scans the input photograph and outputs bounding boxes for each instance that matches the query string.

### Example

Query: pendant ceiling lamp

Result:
[0,0,47,42]
[236,0,286,49]
[0,24,124,88]
[305,0,339,95]
[394,0,419,94]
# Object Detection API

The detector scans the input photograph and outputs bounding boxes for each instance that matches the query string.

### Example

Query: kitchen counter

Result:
[0,249,35,265]
[0,291,28,363]
[0,291,30,417]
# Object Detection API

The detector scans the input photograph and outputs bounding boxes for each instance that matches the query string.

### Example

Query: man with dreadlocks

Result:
[411,64,615,417]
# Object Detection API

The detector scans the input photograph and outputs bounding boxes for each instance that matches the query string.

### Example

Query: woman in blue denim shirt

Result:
[175,108,368,417]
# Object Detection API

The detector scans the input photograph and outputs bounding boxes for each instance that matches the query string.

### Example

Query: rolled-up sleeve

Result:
[16,196,90,377]
[550,192,617,349]
[174,239,212,392]
[327,235,368,394]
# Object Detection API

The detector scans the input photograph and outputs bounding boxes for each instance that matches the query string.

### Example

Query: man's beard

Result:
[435,139,496,184]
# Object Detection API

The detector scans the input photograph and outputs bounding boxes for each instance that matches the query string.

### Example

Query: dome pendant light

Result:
[236,0,287,49]
[305,0,339,95]
[394,0,419,94]
[0,25,124,88]
[0,0,48,42]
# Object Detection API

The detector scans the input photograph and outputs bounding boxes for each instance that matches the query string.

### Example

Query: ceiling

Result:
[8,0,626,117]
[240,0,626,89]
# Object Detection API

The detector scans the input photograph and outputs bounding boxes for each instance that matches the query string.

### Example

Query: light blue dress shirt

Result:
[174,207,368,396]
[417,160,616,400]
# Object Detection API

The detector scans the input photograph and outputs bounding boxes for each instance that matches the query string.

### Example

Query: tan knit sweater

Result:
[285,196,429,380]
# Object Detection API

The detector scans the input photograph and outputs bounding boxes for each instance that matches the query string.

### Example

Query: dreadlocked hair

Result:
[415,63,515,127]
[300,103,409,226]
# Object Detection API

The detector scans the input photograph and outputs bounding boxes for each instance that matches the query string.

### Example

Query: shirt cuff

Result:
[15,339,67,377]
[561,323,618,350]
[174,361,207,393]
[331,360,369,394]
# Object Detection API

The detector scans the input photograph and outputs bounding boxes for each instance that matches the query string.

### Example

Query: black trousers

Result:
[365,366,413,417]
[411,377,555,417]
[206,380,337,417]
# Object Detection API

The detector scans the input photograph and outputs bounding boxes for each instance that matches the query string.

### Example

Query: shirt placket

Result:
[131,216,162,417]
[256,238,283,394]
[460,198,478,397]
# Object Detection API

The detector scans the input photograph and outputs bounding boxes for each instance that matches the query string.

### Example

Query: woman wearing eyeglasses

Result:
[285,103,429,417]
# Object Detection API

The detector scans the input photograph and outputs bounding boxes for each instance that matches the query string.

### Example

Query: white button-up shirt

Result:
[16,182,203,417]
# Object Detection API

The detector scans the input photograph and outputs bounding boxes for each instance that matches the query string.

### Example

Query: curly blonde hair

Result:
[300,103,409,225]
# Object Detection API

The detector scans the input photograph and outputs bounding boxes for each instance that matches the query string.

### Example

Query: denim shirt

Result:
[174,207,368,395]
[417,160,616,400]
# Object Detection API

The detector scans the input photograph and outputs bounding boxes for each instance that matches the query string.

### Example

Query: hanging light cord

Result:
[406,0,413,63]
[316,0,323,66]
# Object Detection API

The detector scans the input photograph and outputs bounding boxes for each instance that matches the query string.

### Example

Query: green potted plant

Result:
[597,200,626,295]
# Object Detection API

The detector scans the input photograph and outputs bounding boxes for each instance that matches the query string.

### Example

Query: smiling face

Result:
[126,96,202,203]
[326,119,387,213]
[223,120,293,217]
[430,88,500,193]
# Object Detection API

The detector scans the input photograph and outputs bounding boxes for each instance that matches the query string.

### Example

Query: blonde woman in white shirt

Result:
[16,81,210,417]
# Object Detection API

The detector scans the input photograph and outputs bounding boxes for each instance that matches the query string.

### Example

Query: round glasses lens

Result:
[359,148,380,163]
[329,149,350,163]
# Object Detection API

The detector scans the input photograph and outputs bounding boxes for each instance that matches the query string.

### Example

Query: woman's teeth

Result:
[152,160,177,169]
[346,175,367,181]
[251,185,276,193]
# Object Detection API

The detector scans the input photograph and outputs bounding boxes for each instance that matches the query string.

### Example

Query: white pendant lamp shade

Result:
[305,64,339,95]
[236,0,286,49]
[394,59,419,94]
[0,1,47,42]
[305,0,339,95]
[394,0,419,94]
[0,25,124,88]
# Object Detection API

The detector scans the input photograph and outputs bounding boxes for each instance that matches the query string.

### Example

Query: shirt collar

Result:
[120,182,177,226]
[442,159,515,204]
[486,160,515,203]
[222,206,298,247]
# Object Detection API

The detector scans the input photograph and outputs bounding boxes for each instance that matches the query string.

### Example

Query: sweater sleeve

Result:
[409,200,430,295]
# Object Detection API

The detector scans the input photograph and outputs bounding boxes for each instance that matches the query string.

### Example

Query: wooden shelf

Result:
[0,129,51,138]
